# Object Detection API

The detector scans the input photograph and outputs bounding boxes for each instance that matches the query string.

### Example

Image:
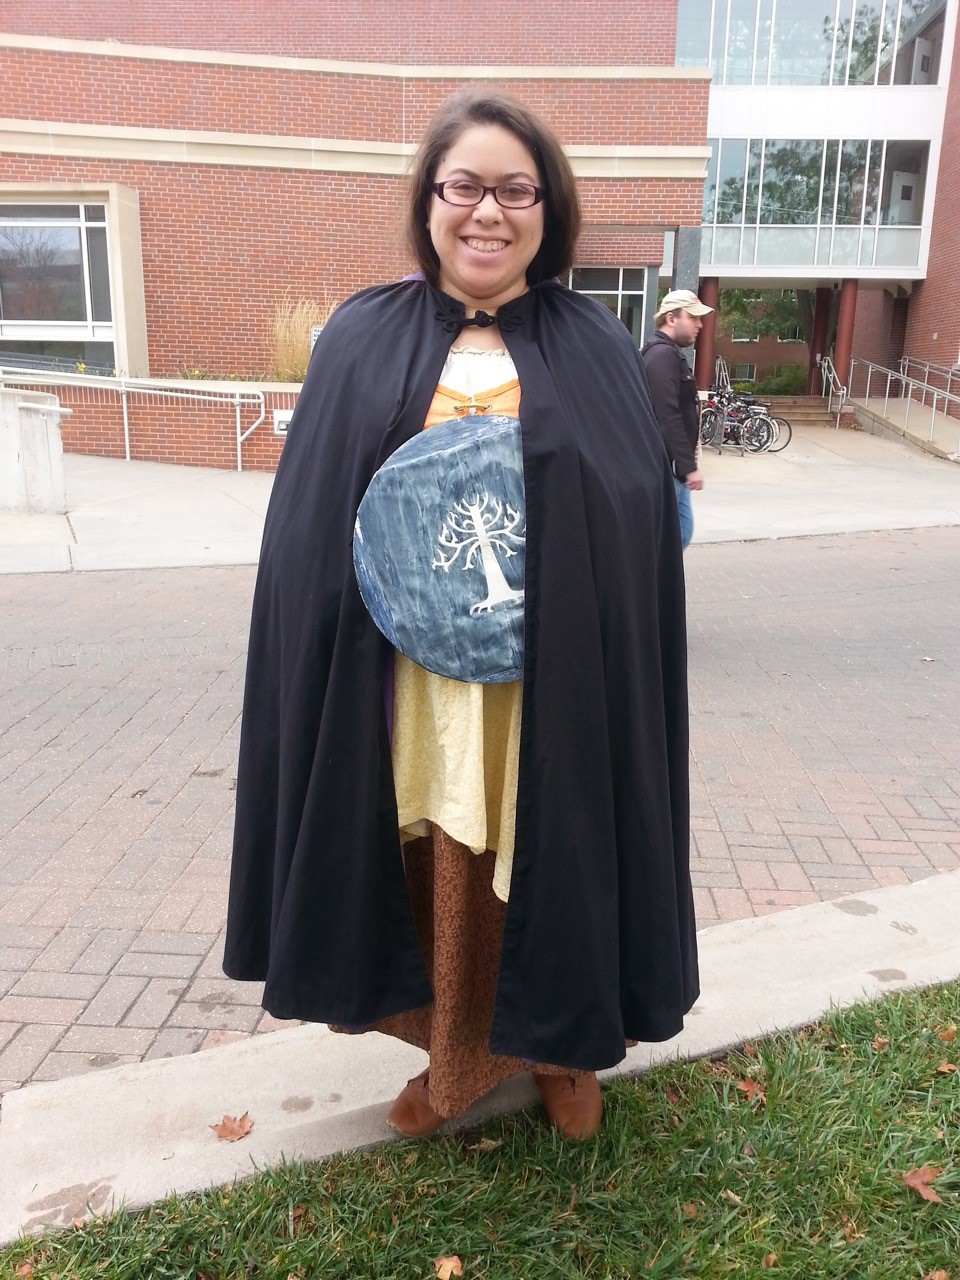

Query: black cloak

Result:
[223,278,699,1071]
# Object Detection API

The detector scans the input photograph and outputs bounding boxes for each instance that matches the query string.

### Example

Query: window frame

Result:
[0,183,148,375]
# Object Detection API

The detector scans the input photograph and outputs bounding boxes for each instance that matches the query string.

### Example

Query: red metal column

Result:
[833,279,858,390]
[694,276,720,390]
[807,286,832,393]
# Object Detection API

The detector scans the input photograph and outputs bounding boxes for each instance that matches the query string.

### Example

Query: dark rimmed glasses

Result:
[431,179,544,209]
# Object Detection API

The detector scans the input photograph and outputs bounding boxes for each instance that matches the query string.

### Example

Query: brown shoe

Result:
[533,1072,602,1139]
[385,1069,445,1138]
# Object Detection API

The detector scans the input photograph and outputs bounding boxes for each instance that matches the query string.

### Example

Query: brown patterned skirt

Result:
[340,826,591,1119]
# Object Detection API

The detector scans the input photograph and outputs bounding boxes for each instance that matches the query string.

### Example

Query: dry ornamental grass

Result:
[270,291,339,383]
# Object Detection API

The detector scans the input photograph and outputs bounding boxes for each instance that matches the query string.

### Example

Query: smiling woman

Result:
[426,124,545,317]
[224,87,698,1146]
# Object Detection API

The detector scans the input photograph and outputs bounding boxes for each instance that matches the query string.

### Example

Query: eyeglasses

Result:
[431,179,544,209]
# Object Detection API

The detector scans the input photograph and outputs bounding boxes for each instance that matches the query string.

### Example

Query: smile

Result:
[464,238,508,253]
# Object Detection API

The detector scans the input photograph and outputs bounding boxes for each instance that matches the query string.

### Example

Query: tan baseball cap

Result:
[654,288,714,319]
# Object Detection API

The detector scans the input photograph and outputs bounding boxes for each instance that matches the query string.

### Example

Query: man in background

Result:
[641,288,714,550]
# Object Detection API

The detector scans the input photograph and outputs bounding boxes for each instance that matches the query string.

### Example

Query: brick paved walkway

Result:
[1,526,958,1091]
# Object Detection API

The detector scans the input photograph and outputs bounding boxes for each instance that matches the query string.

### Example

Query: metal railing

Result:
[851,357,960,457]
[898,356,960,400]
[0,366,266,471]
[818,355,847,424]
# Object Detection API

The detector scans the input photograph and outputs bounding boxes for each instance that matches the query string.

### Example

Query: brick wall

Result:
[716,336,807,380]
[904,14,960,369]
[1,0,678,63]
[0,14,710,467]
[0,48,708,147]
[849,289,892,387]
[0,153,702,379]
[6,378,298,471]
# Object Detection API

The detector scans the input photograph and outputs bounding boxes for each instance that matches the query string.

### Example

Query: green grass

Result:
[4,983,958,1280]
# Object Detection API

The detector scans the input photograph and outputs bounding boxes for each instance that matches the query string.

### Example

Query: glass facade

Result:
[569,267,648,345]
[701,137,928,267]
[678,0,946,86]
[0,203,114,370]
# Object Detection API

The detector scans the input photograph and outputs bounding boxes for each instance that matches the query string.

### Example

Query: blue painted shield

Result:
[353,414,525,683]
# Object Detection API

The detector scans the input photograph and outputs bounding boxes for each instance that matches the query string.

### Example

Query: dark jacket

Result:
[223,278,699,1071]
[640,330,700,479]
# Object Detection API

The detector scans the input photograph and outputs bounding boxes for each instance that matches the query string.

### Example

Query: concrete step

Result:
[734,396,837,427]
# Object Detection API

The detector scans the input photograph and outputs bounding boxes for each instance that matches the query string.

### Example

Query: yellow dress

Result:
[390,347,523,902]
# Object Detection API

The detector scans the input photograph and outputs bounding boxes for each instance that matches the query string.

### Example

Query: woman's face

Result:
[428,123,545,316]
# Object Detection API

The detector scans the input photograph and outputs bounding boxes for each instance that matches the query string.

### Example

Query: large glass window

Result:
[701,136,928,268]
[716,139,748,224]
[0,203,114,371]
[880,141,928,223]
[677,0,944,85]
[892,0,946,83]
[760,141,823,224]
[676,0,712,65]
[703,141,720,224]
[569,268,647,345]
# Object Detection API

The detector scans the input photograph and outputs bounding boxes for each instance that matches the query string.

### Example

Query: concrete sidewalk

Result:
[853,393,960,462]
[0,455,273,574]
[1,421,959,574]
[3,870,958,1242]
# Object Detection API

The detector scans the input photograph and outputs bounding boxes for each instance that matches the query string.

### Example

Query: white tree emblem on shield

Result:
[432,492,525,615]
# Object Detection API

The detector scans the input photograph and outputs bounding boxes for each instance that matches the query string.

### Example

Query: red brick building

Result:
[4,2,956,468]
[0,3,709,451]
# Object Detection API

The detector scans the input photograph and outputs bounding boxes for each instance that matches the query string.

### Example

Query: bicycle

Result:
[700,389,792,454]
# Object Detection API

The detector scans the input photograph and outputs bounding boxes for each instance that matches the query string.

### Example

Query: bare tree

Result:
[0,226,81,322]
[432,492,525,615]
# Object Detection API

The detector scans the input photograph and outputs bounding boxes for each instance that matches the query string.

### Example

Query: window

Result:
[892,1,946,84]
[701,138,929,268]
[0,187,147,375]
[0,203,114,371]
[569,267,648,346]
[678,0,944,86]
[730,363,757,380]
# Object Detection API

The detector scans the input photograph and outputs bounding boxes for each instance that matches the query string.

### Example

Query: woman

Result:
[224,88,698,1141]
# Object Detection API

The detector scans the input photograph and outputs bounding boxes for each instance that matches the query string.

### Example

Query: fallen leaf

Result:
[871,1034,890,1051]
[936,1025,957,1044]
[840,1213,864,1242]
[14,1264,34,1278]
[434,1258,463,1279]
[665,1090,680,1105]
[743,1043,757,1058]
[923,1271,950,1280]
[721,1188,743,1205]
[762,1253,778,1268]
[743,1143,756,1156]
[937,1062,958,1074]
[210,1112,253,1142]
[736,1078,766,1104]
[468,1137,503,1153]
[681,1202,698,1218]
[902,1166,943,1203]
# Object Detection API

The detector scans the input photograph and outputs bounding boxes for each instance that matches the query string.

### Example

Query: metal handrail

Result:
[818,355,847,424]
[0,366,266,471]
[851,357,960,458]
[898,356,960,400]
[714,353,731,391]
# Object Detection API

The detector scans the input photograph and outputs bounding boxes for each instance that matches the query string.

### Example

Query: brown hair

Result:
[407,87,581,288]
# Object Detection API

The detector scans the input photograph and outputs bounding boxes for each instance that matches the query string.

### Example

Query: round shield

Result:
[353,414,525,683]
